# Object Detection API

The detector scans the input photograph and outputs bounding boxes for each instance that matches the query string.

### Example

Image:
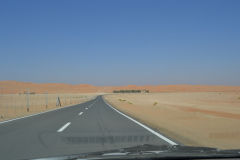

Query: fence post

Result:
[65,96,66,106]
[0,88,3,119]
[14,94,16,117]
[26,88,30,112]
[56,96,61,107]
[45,92,48,109]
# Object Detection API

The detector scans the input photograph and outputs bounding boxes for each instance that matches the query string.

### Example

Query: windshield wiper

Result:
[31,144,240,160]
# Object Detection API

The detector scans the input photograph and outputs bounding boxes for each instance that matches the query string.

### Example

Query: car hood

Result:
[31,144,240,160]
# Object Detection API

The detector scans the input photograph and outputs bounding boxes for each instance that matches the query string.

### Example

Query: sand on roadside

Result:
[104,92,240,149]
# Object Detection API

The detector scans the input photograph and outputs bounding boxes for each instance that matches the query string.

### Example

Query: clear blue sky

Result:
[0,0,240,86]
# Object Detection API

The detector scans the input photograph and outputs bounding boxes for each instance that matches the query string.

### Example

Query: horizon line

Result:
[1,80,240,87]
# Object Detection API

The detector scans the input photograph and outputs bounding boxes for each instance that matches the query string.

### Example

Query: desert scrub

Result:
[118,99,126,102]
[238,97,240,100]
[153,102,158,106]
[128,101,132,104]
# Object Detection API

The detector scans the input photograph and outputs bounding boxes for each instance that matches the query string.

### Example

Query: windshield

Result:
[0,0,240,160]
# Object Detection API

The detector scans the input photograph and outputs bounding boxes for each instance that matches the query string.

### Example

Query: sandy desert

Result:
[1,81,240,149]
[104,92,240,149]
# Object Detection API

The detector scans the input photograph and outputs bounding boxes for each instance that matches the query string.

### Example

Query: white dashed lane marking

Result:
[57,122,71,132]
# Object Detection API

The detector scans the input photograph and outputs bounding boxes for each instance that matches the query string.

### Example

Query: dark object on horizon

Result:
[23,91,36,94]
[113,89,149,93]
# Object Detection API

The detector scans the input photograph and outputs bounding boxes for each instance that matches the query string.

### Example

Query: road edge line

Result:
[102,97,178,146]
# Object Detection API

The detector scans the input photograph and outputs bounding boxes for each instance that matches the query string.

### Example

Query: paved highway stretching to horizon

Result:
[0,96,177,160]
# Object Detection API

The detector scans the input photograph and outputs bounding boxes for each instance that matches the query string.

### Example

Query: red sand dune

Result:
[0,81,240,94]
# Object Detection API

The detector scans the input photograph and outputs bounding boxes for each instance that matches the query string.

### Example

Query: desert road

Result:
[0,96,177,160]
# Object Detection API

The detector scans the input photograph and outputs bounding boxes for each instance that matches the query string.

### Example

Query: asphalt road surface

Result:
[0,96,177,160]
